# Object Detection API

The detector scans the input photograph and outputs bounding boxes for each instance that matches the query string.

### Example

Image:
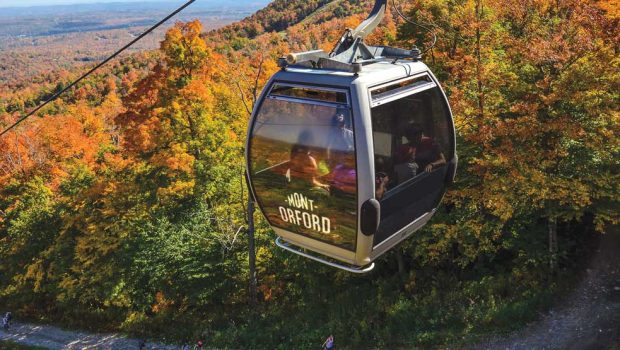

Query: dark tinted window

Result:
[249,85,357,251]
[371,86,453,241]
[373,87,453,193]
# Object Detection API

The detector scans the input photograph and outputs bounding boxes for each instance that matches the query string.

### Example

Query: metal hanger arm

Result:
[350,0,387,40]
[329,0,387,59]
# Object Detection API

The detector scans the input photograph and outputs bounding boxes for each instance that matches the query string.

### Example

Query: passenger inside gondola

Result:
[375,172,389,200]
[288,130,330,194]
[394,123,446,184]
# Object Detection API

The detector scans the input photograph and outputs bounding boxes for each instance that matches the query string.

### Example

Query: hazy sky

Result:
[0,0,168,8]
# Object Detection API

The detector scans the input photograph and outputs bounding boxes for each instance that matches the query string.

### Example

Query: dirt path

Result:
[0,323,179,350]
[468,226,620,350]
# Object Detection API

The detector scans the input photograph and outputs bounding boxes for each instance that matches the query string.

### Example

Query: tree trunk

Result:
[475,0,485,119]
[548,217,558,271]
[247,198,258,305]
[396,245,406,279]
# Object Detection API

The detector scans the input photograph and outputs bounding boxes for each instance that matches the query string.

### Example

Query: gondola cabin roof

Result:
[276,60,432,88]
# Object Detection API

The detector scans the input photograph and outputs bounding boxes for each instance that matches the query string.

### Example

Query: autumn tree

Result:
[396,0,619,270]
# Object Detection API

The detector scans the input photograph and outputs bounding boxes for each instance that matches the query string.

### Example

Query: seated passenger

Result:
[374,157,391,200]
[289,131,330,193]
[395,123,446,179]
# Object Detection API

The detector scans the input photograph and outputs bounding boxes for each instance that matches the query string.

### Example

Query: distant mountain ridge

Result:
[0,1,268,13]
[0,1,269,38]
[215,0,372,39]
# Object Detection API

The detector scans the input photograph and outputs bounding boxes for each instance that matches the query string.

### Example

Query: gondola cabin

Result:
[245,0,456,272]
[246,59,457,272]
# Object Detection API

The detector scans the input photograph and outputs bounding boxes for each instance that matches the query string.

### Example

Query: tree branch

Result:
[235,81,253,116]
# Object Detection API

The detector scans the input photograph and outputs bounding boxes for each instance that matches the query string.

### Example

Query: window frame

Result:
[381,169,434,201]
[369,73,436,108]
[268,83,350,108]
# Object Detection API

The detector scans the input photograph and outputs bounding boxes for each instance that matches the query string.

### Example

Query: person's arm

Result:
[425,152,446,172]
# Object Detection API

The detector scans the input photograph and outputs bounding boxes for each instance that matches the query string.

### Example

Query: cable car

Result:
[245,0,457,272]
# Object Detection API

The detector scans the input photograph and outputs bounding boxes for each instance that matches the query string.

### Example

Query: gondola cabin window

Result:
[248,84,357,251]
[370,75,454,244]
[270,84,348,104]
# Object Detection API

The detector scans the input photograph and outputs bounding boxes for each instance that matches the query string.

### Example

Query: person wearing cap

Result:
[394,123,445,183]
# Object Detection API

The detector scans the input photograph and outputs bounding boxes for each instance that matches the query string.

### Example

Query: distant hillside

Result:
[0,1,270,88]
[0,1,269,38]
[214,0,373,39]
[0,1,268,14]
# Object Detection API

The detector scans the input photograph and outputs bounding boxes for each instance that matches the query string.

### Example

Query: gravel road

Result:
[0,323,178,350]
[467,226,620,350]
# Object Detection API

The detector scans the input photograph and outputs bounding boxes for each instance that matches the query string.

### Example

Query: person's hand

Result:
[425,164,433,172]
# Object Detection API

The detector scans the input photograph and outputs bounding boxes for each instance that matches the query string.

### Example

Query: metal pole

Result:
[248,198,258,304]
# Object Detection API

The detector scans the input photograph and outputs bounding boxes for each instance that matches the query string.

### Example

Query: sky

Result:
[0,0,168,8]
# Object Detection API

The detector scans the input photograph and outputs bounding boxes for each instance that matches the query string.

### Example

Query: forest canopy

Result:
[0,0,618,348]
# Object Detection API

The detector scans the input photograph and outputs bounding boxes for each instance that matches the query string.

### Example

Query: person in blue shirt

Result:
[322,334,334,350]
[2,312,11,331]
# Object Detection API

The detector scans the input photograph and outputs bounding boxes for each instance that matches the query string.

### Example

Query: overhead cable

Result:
[0,0,196,138]
[391,0,437,54]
